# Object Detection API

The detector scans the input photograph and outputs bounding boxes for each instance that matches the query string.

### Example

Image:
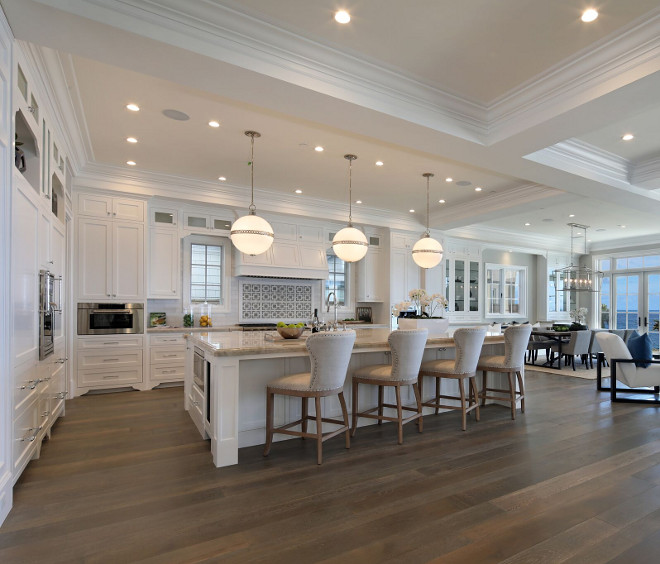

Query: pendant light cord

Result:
[422,173,434,237]
[245,130,261,214]
[344,154,357,227]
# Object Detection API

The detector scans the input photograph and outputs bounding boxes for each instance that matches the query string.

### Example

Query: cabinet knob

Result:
[172,290,176,293]
[113,212,117,216]
[107,211,111,215]
[106,293,111,297]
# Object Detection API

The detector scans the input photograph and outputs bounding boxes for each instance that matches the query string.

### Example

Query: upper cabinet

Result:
[390,232,421,305]
[182,212,232,234]
[444,245,482,320]
[77,193,145,223]
[356,232,385,302]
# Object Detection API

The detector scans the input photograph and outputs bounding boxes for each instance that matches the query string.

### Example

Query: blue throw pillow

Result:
[627,332,652,368]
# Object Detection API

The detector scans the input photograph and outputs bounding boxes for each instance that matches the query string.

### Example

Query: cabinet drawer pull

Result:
[102,374,120,379]
[42,411,51,418]
[162,369,176,374]
[20,379,41,390]
[103,342,119,345]
[192,400,200,406]
[19,426,43,442]
[103,358,120,362]
[162,354,179,358]
[54,391,68,400]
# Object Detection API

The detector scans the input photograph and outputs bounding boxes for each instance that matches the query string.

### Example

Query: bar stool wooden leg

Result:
[516,371,525,413]
[395,385,403,444]
[435,378,441,414]
[458,379,467,431]
[507,371,516,420]
[301,396,308,439]
[264,390,274,456]
[338,391,350,449]
[481,370,488,406]
[470,377,480,422]
[378,385,384,425]
[413,382,423,433]
[351,380,359,436]
[315,396,323,465]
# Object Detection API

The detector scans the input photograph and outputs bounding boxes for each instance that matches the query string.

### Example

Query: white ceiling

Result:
[3,0,660,250]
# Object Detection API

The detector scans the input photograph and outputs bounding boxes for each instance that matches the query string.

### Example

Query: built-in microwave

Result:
[77,303,144,335]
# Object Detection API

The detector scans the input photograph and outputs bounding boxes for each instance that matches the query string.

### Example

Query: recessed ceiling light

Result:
[445,177,453,182]
[356,200,362,204]
[619,224,627,228]
[218,176,226,181]
[208,120,220,128]
[334,10,350,24]
[569,214,575,218]
[622,133,634,141]
[409,209,415,213]
[294,189,302,194]
[475,187,482,192]
[314,146,324,152]
[577,232,582,236]
[581,8,598,23]
[375,161,383,166]
[126,160,136,166]
[524,222,531,226]
[126,137,137,143]
[587,239,592,242]
[438,199,446,204]
[126,103,140,112]
[508,249,513,253]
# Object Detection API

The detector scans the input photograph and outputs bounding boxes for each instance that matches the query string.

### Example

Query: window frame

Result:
[484,263,527,319]
[183,234,231,313]
[324,247,354,318]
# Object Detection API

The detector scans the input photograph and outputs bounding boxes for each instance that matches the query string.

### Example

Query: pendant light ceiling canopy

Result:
[230,131,274,256]
[553,223,603,292]
[412,173,443,269]
[332,154,368,262]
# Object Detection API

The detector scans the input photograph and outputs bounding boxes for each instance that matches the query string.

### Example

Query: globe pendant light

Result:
[332,154,368,262]
[412,173,444,269]
[230,131,274,256]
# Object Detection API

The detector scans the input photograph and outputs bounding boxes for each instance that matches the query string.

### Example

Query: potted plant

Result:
[569,307,588,330]
[394,289,449,336]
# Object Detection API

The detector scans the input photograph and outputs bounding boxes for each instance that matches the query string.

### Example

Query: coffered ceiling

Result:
[3,0,660,251]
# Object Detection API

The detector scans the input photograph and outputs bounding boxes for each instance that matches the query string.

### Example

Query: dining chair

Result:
[263,331,356,464]
[351,329,428,444]
[551,330,590,370]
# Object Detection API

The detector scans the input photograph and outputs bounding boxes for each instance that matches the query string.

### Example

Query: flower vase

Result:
[398,317,450,336]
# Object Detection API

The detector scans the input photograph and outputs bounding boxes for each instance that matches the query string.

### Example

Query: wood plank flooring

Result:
[2,371,660,563]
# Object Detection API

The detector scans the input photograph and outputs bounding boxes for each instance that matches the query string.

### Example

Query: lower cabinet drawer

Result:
[150,347,185,363]
[150,364,184,381]
[150,334,186,346]
[13,398,40,474]
[188,391,204,437]
[78,367,143,387]
[78,350,142,370]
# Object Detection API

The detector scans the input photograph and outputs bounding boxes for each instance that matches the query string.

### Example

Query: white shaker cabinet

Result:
[77,193,145,223]
[78,217,144,301]
[356,248,384,302]
[148,227,180,298]
[390,233,421,306]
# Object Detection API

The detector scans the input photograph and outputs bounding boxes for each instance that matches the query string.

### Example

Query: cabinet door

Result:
[113,222,144,300]
[78,193,112,218]
[357,250,383,302]
[151,208,178,227]
[183,213,209,232]
[271,241,300,267]
[149,228,180,298]
[38,207,52,270]
[390,249,407,305]
[78,218,112,300]
[113,198,145,222]
[51,220,65,279]
[299,243,326,269]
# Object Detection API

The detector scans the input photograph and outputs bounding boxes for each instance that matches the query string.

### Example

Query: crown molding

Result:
[630,154,660,190]
[487,6,660,142]
[588,232,660,253]
[430,183,565,230]
[445,224,568,254]
[75,162,425,232]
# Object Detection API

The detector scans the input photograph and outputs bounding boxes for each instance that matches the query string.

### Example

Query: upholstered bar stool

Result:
[418,327,487,431]
[477,324,532,419]
[351,329,428,444]
[263,331,356,465]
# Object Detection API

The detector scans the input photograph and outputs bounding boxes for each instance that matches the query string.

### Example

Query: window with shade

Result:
[325,252,346,306]
[190,243,223,303]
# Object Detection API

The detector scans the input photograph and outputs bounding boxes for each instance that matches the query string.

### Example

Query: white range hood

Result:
[233,239,329,279]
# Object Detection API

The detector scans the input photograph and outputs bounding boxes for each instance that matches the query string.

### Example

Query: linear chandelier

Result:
[553,222,603,292]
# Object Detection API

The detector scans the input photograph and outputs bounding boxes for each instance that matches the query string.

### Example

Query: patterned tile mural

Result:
[240,280,314,320]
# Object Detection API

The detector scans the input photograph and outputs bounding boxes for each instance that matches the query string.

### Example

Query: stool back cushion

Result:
[453,328,487,374]
[503,324,533,368]
[596,332,636,385]
[389,329,428,381]
[306,331,357,391]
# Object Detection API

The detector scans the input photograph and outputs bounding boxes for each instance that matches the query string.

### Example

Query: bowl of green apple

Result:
[276,321,306,339]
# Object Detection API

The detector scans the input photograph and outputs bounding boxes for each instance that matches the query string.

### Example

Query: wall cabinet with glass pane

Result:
[485,264,526,318]
[182,212,232,233]
[445,256,480,320]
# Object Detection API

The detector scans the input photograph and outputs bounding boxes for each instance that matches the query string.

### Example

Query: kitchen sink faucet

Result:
[326,292,338,328]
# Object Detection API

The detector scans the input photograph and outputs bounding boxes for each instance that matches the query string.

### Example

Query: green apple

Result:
[277,321,286,327]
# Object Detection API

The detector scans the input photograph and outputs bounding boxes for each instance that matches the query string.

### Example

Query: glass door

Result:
[614,273,640,331]
[646,272,660,351]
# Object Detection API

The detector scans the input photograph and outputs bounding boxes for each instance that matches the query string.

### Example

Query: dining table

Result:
[530,330,572,369]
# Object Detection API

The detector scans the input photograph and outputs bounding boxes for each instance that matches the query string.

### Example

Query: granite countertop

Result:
[147,326,235,333]
[187,329,505,357]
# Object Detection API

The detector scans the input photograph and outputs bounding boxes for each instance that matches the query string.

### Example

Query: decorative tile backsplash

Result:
[240,280,314,321]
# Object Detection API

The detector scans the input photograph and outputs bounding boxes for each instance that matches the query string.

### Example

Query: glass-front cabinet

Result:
[445,256,480,319]
[485,264,527,318]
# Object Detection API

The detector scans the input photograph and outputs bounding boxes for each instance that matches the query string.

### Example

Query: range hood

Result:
[233,240,329,279]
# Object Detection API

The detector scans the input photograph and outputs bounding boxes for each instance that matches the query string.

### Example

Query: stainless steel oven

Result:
[77,303,144,335]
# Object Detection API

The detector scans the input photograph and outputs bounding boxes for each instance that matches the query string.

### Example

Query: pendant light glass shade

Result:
[332,154,368,262]
[230,131,274,256]
[412,173,443,268]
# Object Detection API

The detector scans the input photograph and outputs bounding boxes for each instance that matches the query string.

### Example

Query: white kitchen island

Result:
[184,329,507,468]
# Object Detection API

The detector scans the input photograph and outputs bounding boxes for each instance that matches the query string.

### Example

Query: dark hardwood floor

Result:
[2,372,660,563]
